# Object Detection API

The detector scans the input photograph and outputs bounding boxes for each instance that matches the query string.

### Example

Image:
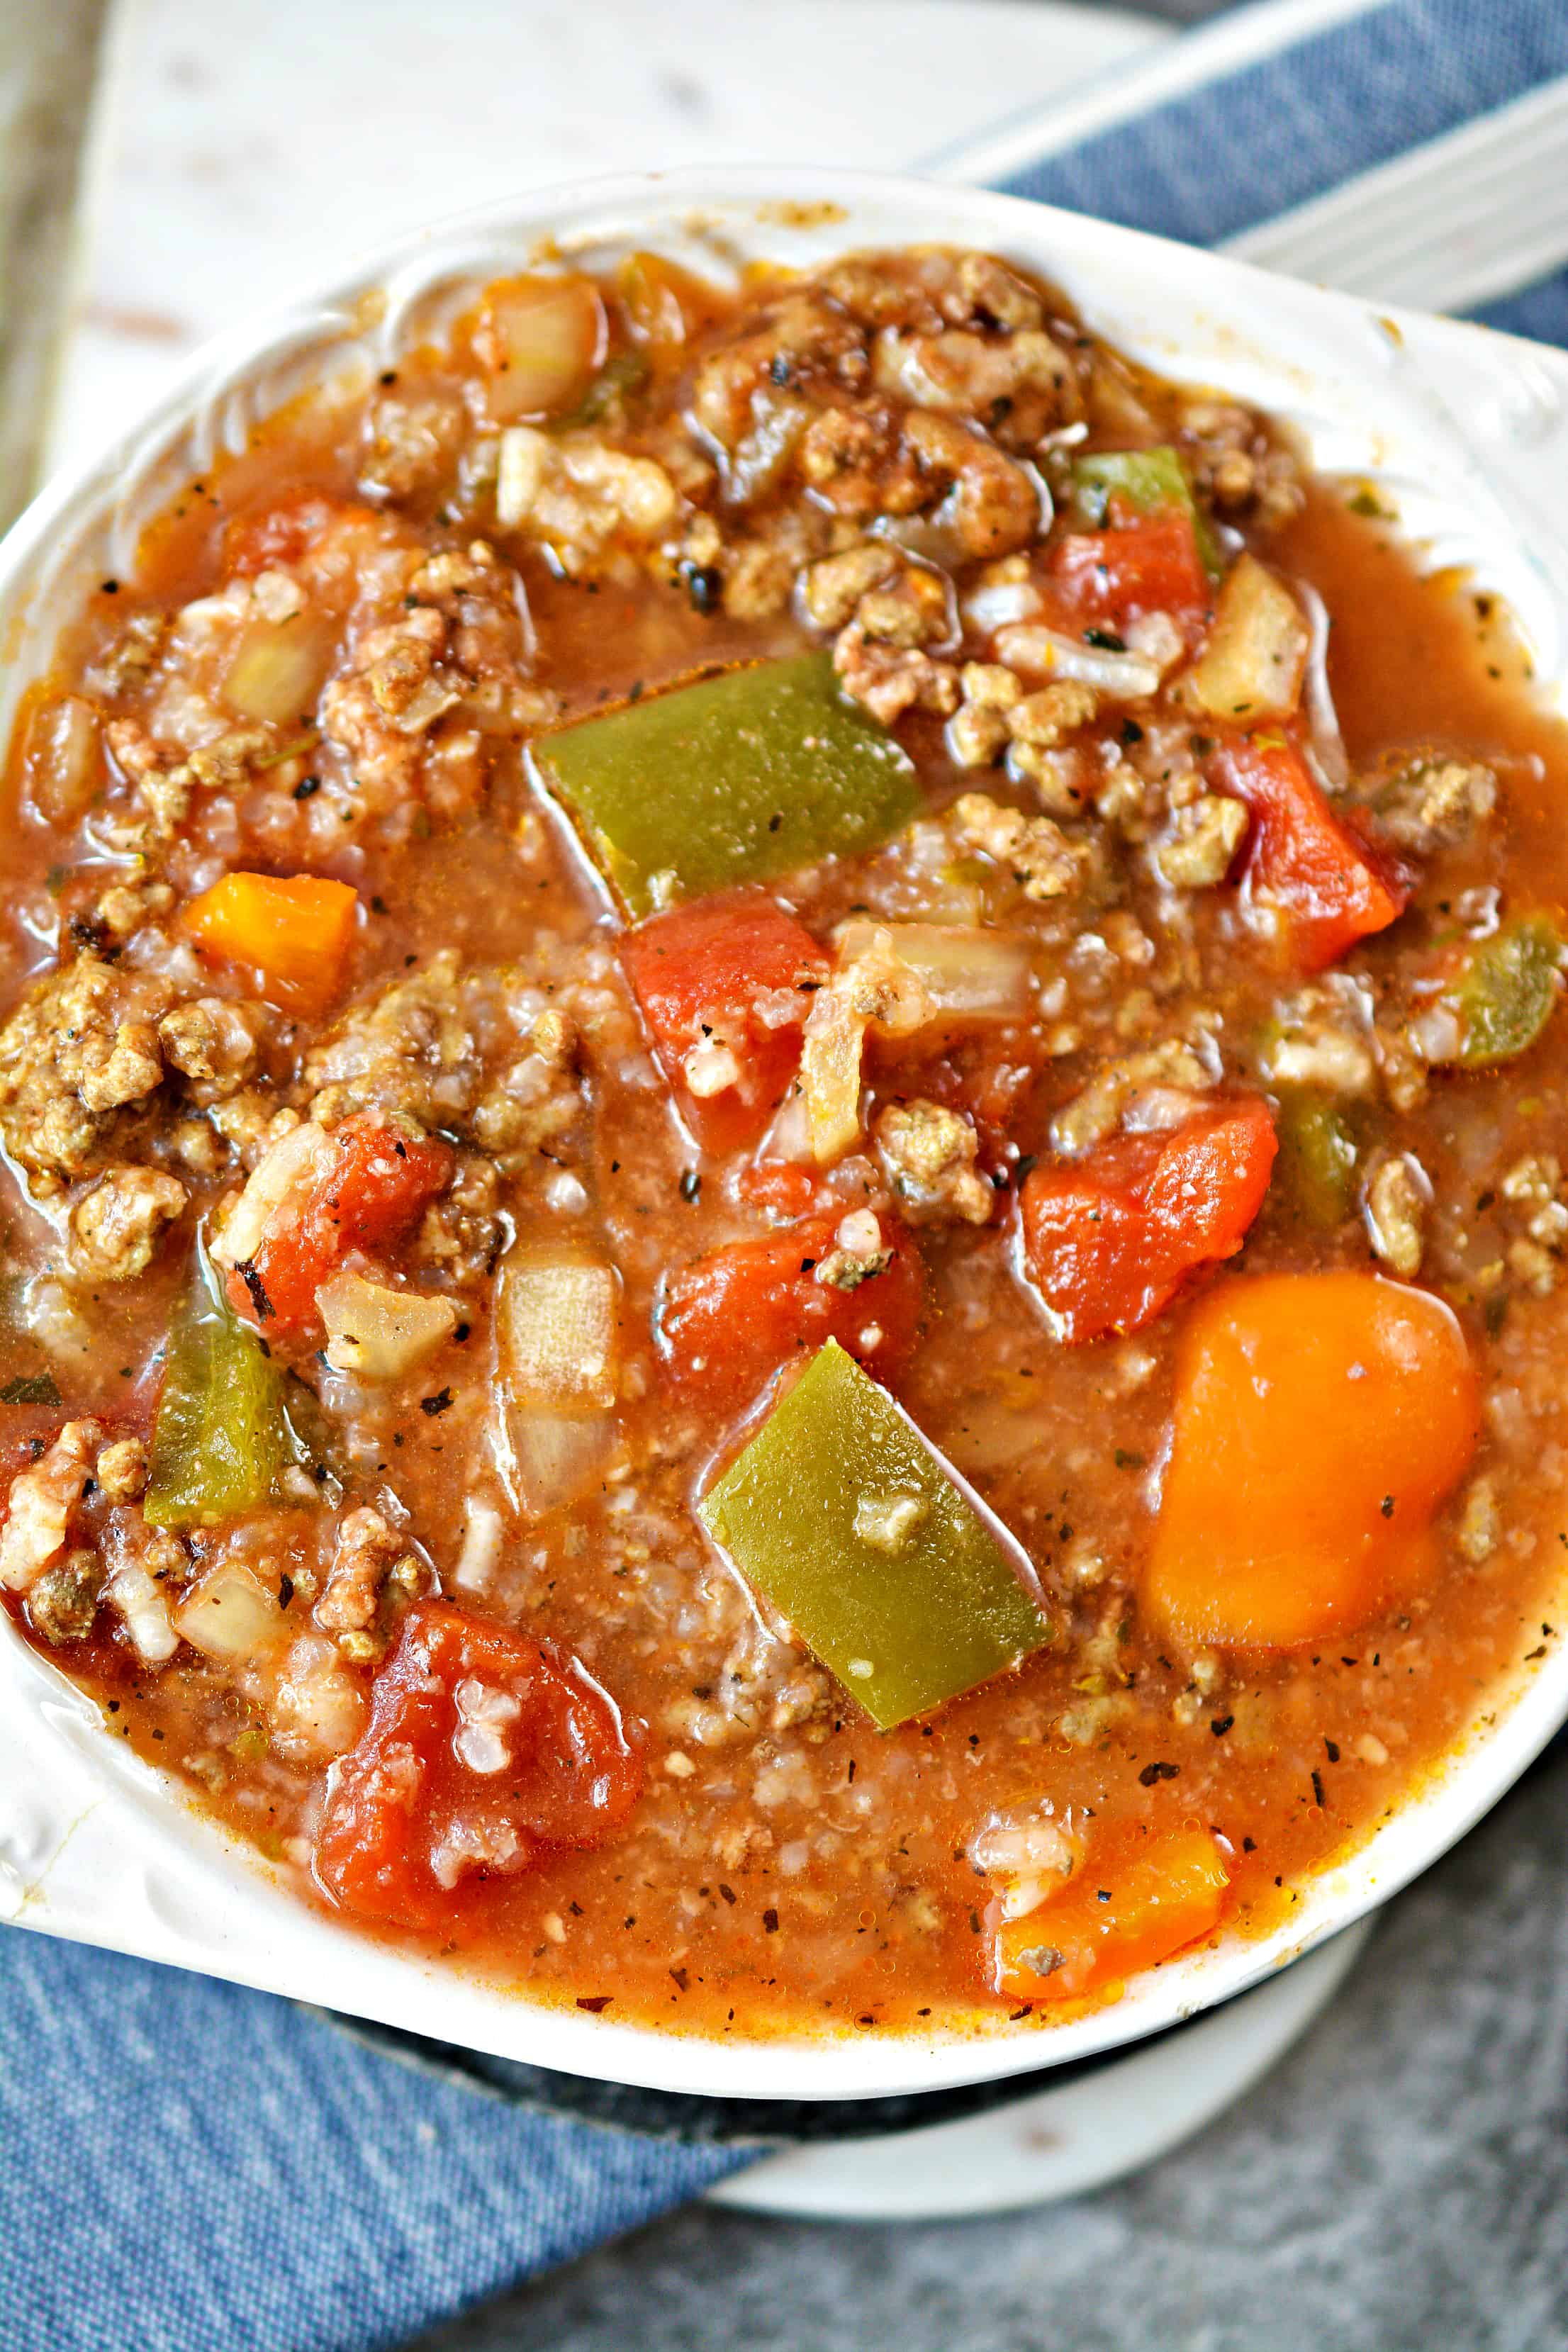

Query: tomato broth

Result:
[1,243,1564,2042]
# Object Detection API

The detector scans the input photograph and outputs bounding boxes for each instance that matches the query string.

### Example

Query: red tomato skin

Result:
[621,891,829,1153]
[1020,1097,1278,1344]
[735,1160,820,1221]
[658,1214,926,1406]
[223,491,354,576]
[1047,508,1211,639]
[226,1114,454,1332]
[313,1599,643,1931]
[1209,735,1410,972]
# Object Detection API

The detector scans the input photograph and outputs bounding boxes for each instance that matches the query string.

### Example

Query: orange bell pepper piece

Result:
[995,1827,1231,2001]
[1145,1270,1479,1649]
[182,871,358,1007]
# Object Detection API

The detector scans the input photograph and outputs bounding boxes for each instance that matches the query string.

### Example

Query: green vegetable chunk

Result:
[532,651,918,919]
[559,349,651,430]
[698,1339,1050,1730]
[1275,1089,1358,1230]
[1071,445,1223,578]
[144,1240,295,1528]
[1452,914,1564,1066]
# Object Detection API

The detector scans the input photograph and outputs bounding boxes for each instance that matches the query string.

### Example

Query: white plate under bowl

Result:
[712,1922,1372,2217]
[3,165,1567,2109]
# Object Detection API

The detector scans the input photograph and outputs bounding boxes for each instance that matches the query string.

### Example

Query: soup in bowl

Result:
[1,169,1564,2102]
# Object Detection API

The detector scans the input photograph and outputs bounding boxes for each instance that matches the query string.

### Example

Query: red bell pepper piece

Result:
[621,890,830,1153]
[659,1212,926,1406]
[1020,1096,1278,1344]
[226,1113,454,1333]
[313,1598,642,1931]
[1209,734,1409,972]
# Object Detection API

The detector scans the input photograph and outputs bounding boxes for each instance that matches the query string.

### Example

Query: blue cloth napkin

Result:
[6,4,1568,2346]
[981,0,1568,346]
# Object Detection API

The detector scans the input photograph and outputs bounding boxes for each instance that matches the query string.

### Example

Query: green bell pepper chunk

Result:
[1450,914,1564,1067]
[1275,1088,1358,1231]
[698,1339,1050,1730]
[558,349,651,430]
[532,651,918,919]
[144,1240,297,1529]
[1070,445,1223,578]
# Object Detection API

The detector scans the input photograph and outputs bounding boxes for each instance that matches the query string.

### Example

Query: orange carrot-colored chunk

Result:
[1145,1271,1479,1649]
[182,871,358,1006]
[994,1827,1231,2001]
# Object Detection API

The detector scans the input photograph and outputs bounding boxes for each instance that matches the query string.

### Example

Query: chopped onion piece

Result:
[213,1121,332,1272]
[756,1087,814,1165]
[833,922,1031,1021]
[508,1409,617,1516]
[105,1559,178,1666]
[798,925,974,1167]
[500,1243,619,1411]
[797,990,867,1167]
[271,1633,366,1761]
[1122,611,1185,674]
[1175,553,1309,726]
[995,622,1162,698]
[25,696,101,824]
[318,1272,459,1380]
[871,511,964,566]
[473,274,605,424]
[174,1559,287,1662]
[496,425,548,528]
[970,1813,1080,1922]
[1119,1084,1208,1136]
[961,578,1046,634]
[452,1496,505,1594]
[223,615,336,724]
[724,393,809,506]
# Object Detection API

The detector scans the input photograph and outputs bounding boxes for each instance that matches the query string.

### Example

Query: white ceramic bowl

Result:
[4,166,1567,2105]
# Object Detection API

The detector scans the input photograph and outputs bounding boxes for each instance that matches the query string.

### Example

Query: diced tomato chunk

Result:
[1047,508,1211,639]
[621,890,829,1153]
[735,1160,819,1221]
[225,1112,454,1333]
[223,490,356,577]
[1020,1096,1277,1343]
[1209,733,1410,971]
[659,1213,926,1406]
[313,1598,643,1932]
